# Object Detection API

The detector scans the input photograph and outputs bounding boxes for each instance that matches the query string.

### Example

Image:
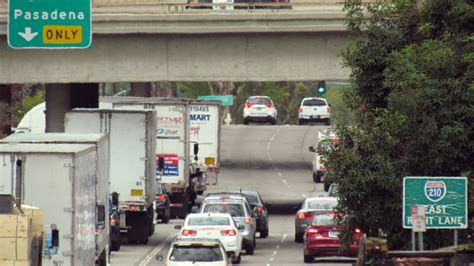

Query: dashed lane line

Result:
[138,233,176,266]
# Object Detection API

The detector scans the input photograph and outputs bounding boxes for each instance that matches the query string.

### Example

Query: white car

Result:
[176,213,243,263]
[309,130,338,184]
[243,96,277,125]
[298,97,331,125]
[157,238,231,266]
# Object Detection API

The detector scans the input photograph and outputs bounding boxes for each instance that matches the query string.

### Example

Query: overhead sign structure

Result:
[403,177,467,229]
[197,95,233,107]
[8,0,92,49]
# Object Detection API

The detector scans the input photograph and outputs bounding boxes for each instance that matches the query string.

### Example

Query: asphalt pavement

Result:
[110,124,354,266]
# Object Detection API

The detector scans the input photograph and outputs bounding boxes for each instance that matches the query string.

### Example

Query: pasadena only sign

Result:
[403,177,467,229]
[8,0,91,48]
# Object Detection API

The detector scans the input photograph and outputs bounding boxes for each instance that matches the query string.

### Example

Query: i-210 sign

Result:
[403,177,467,229]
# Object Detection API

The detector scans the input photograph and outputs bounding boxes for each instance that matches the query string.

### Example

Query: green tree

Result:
[326,0,474,249]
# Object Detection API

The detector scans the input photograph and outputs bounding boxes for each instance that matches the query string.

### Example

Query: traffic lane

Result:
[109,219,179,266]
[221,125,279,165]
[206,167,321,208]
[261,124,328,165]
[144,215,353,266]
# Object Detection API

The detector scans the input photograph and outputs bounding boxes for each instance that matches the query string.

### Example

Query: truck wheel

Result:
[234,253,241,264]
[304,255,314,263]
[244,119,249,125]
[314,172,321,183]
[245,243,255,255]
[162,214,170,224]
[299,119,305,125]
[295,233,304,243]
[111,239,121,251]
[139,237,149,244]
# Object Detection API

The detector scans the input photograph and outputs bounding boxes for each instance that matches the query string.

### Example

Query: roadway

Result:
[110,125,353,265]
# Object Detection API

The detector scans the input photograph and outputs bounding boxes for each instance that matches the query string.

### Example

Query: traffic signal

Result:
[317,80,326,95]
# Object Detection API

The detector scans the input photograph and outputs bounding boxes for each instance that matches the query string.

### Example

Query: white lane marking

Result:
[138,233,176,266]
[269,257,274,261]
[276,245,280,249]
[281,234,287,244]
[267,264,271,266]
[281,179,290,188]
[272,250,277,256]
[277,172,282,177]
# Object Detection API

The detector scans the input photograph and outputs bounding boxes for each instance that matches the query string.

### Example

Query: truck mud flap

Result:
[169,193,188,219]
[125,211,150,243]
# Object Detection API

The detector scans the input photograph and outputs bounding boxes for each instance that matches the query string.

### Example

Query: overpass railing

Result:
[0,0,377,14]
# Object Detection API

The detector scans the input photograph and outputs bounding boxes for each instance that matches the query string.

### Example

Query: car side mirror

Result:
[237,224,245,230]
[309,146,315,153]
[191,206,199,213]
[253,207,259,217]
[156,254,164,261]
[174,224,182,230]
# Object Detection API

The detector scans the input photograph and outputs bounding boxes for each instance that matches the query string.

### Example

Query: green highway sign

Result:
[198,95,234,106]
[8,0,91,49]
[403,177,467,229]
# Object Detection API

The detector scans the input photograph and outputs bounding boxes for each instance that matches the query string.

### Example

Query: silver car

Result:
[294,196,338,242]
[199,197,257,255]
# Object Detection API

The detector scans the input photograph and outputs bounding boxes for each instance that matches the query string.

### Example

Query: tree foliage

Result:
[326,0,474,249]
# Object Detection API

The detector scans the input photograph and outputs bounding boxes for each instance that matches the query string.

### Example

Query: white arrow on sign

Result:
[18,27,38,42]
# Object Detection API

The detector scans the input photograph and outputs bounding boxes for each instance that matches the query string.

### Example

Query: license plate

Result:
[131,189,144,196]
[205,157,216,166]
[329,231,339,238]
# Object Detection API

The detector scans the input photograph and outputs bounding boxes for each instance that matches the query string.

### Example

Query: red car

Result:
[303,212,363,263]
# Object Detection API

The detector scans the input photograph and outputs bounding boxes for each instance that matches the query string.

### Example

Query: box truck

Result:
[64,109,157,243]
[0,142,108,266]
[188,99,221,193]
[1,133,112,254]
[100,97,193,219]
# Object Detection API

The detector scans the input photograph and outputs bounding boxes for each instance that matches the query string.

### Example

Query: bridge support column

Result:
[46,84,71,133]
[130,82,152,97]
[45,83,98,132]
[0,85,12,137]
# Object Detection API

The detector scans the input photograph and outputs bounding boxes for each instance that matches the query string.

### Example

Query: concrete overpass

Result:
[0,4,351,83]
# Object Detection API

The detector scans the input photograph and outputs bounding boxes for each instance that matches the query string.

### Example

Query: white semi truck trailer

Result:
[64,109,157,243]
[0,142,109,266]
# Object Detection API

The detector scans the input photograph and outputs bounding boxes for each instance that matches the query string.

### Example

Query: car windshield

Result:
[188,217,230,226]
[307,200,337,211]
[203,203,245,217]
[169,246,223,262]
[242,193,260,205]
[303,99,326,106]
[248,97,271,105]
[313,214,337,226]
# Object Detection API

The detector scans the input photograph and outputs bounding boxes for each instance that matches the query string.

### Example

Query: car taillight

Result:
[130,205,136,211]
[155,195,166,201]
[327,106,331,113]
[245,103,252,108]
[258,206,264,216]
[181,229,197,236]
[244,217,252,224]
[266,103,273,108]
[297,212,313,220]
[307,228,319,234]
[110,217,116,226]
[299,107,303,113]
[220,229,236,236]
[355,228,362,234]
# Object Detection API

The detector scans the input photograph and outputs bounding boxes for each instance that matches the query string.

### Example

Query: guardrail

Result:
[0,0,377,14]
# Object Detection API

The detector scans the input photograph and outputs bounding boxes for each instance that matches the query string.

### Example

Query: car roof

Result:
[203,197,246,204]
[172,238,223,246]
[186,213,232,219]
[248,95,271,99]
[204,194,247,202]
[302,97,327,101]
